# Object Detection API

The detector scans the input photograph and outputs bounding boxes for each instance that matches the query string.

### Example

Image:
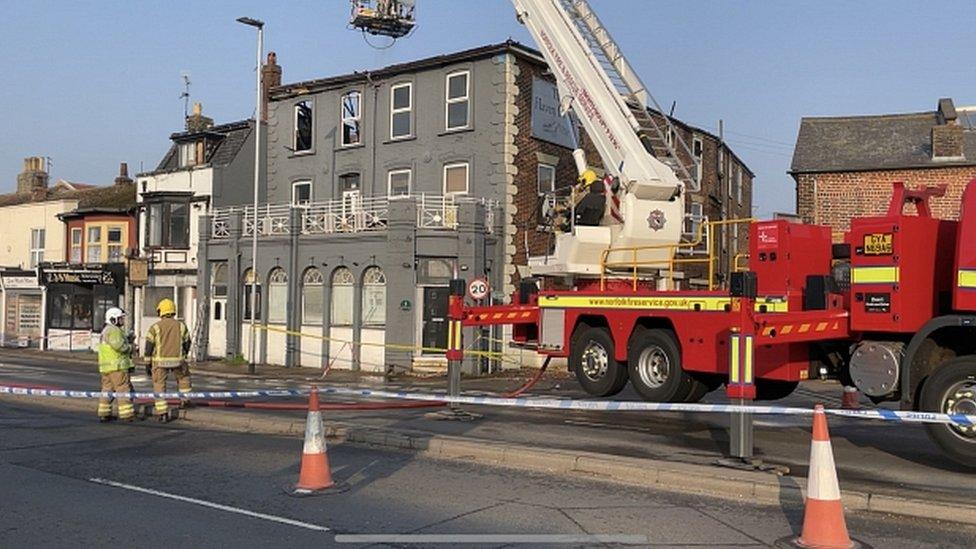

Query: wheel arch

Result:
[901,315,976,409]
[629,316,678,354]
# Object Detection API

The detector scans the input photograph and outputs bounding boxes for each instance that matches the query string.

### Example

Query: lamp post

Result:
[237,16,264,374]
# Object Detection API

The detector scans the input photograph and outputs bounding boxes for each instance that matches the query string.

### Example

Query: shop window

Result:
[242,268,261,321]
[388,169,411,197]
[361,267,386,327]
[143,286,175,318]
[330,267,354,326]
[146,201,190,248]
[443,162,469,196]
[70,228,82,263]
[292,180,312,207]
[294,100,313,153]
[302,267,324,325]
[341,91,362,146]
[29,228,45,268]
[267,268,288,324]
[47,284,94,331]
[390,82,412,139]
[445,70,470,130]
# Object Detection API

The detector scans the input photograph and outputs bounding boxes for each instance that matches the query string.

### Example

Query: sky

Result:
[1,0,975,217]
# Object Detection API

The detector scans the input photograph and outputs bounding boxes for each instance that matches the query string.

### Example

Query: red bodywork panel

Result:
[954,178,976,312]
[751,220,834,312]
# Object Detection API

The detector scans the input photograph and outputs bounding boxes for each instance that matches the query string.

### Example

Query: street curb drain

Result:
[4,392,975,527]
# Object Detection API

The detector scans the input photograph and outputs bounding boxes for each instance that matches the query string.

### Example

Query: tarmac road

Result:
[0,351,973,510]
[1,399,973,548]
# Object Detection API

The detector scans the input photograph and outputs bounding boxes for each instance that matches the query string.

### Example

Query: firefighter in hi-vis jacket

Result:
[97,307,135,422]
[144,298,192,420]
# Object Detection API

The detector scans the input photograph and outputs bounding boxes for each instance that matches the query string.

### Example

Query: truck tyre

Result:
[627,329,694,402]
[920,357,976,468]
[570,325,628,397]
[754,379,800,401]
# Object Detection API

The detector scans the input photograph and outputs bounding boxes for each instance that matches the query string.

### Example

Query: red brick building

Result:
[790,98,976,231]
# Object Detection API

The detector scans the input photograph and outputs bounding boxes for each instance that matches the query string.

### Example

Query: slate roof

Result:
[0,181,136,211]
[145,119,253,175]
[790,111,976,174]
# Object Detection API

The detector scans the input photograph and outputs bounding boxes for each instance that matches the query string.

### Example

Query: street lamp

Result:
[237,16,264,374]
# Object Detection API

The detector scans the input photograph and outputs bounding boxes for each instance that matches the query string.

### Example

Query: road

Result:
[1,399,972,548]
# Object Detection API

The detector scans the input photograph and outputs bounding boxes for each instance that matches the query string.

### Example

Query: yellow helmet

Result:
[156,298,177,317]
[578,169,599,187]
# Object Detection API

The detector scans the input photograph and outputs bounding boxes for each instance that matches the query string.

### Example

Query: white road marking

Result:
[88,477,330,532]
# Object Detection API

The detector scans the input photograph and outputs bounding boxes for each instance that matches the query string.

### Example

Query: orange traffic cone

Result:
[779,404,866,548]
[290,386,346,496]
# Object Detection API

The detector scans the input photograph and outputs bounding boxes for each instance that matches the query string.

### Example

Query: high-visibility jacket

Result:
[98,325,133,373]
[145,317,190,368]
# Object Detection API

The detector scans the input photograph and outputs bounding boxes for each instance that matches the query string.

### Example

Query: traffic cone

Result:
[779,404,866,548]
[290,386,346,495]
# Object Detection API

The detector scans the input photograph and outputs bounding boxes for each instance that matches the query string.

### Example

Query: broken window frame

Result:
[293,100,314,154]
[692,135,704,185]
[340,91,362,147]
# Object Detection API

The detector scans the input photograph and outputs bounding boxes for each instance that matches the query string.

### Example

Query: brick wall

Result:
[795,167,976,231]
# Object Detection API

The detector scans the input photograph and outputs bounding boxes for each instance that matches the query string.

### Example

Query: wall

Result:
[211,123,263,208]
[0,200,75,267]
[136,167,213,272]
[795,166,976,230]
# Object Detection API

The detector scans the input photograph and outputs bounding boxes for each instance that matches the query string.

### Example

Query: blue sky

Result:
[2,0,974,217]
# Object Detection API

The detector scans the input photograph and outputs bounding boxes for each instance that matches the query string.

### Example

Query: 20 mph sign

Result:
[467,278,490,301]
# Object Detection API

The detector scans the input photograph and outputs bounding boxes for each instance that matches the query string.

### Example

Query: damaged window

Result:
[341,91,362,146]
[294,100,313,153]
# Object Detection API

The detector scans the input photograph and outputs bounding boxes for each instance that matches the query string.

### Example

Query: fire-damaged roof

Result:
[143,119,253,175]
[791,110,976,174]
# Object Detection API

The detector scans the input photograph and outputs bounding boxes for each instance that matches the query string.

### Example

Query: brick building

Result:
[790,98,976,230]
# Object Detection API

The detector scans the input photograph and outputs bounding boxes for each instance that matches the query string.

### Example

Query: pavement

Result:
[1,349,975,526]
[2,399,974,548]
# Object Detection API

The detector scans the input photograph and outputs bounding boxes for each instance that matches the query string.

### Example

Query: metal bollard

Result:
[426,278,481,421]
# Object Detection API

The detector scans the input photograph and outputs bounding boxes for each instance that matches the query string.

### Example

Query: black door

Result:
[422,287,449,353]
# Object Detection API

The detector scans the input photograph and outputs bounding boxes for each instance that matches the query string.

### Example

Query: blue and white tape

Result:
[2,384,974,428]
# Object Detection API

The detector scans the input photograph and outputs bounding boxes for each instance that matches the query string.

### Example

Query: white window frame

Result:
[340,91,362,147]
[292,180,313,207]
[70,227,82,263]
[390,82,413,140]
[443,162,469,196]
[736,167,744,205]
[692,136,704,185]
[688,202,704,238]
[293,99,314,154]
[445,70,470,131]
[178,142,196,167]
[387,169,412,197]
[537,163,556,195]
[29,228,45,268]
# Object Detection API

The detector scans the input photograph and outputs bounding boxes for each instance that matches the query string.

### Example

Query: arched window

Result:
[211,263,228,320]
[301,267,324,325]
[331,267,354,327]
[242,268,261,321]
[361,267,386,327]
[267,268,288,324]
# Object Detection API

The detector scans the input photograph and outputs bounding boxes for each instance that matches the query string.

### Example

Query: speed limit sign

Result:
[467,277,490,301]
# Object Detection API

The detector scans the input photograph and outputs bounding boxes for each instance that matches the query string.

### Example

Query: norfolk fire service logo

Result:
[647,210,666,231]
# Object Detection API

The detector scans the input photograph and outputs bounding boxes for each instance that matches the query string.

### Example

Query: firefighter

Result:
[574,169,607,227]
[97,307,135,422]
[144,298,192,420]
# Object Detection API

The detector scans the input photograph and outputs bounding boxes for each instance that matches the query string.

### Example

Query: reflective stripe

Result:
[743,335,753,384]
[540,295,731,311]
[851,266,899,284]
[958,269,976,289]
[729,334,740,384]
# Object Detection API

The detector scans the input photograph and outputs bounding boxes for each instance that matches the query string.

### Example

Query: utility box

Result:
[750,220,833,312]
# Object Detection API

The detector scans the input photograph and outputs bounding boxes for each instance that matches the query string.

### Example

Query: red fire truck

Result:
[462,182,976,466]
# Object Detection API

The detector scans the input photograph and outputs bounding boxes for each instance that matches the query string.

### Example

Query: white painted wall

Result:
[136,167,213,272]
[328,327,354,370]
[0,200,76,268]
[299,325,323,368]
[361,328,386,372]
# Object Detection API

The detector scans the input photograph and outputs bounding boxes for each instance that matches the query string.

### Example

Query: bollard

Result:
[726,328,756,459]
[426,278,481,421]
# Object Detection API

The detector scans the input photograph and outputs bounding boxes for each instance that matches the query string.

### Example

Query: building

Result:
[199,42,754,372]
[0,158,136,350]
[790,97,976,230]
[134,104,260,354]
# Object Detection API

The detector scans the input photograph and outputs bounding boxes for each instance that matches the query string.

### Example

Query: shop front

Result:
[0,270,43,348]
[40,265,125,351]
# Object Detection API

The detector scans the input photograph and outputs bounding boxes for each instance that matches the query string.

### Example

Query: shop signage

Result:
[1,275,39,289]
[42,269,116,286]
[531,77,577,150]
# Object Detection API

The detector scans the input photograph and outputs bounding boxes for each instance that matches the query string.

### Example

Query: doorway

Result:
[421,286,449,353]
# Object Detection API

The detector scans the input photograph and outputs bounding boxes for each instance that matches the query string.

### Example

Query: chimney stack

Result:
[260,52,282,123]
[185,102,214,133]
[933,98,964,160]
[16,156,50,194]
[114,162,133,186]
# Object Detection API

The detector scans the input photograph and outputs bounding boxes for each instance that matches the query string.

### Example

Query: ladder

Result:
[558,0,699,192]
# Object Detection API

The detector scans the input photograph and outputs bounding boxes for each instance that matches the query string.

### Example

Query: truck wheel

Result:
[627,329,694,402]
[754,380,800,401]
[920,357,976,467]
[570,326,628,397]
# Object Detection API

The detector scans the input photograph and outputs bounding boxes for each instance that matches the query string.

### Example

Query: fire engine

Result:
[352,0,976,466]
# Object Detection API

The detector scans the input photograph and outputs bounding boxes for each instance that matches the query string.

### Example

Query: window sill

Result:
[383,136,416,145]
[289,149,315,158]
[439,127,474,137]
[336,143,365,152]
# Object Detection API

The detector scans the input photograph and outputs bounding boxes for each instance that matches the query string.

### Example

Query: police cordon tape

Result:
[2,384,975,428]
